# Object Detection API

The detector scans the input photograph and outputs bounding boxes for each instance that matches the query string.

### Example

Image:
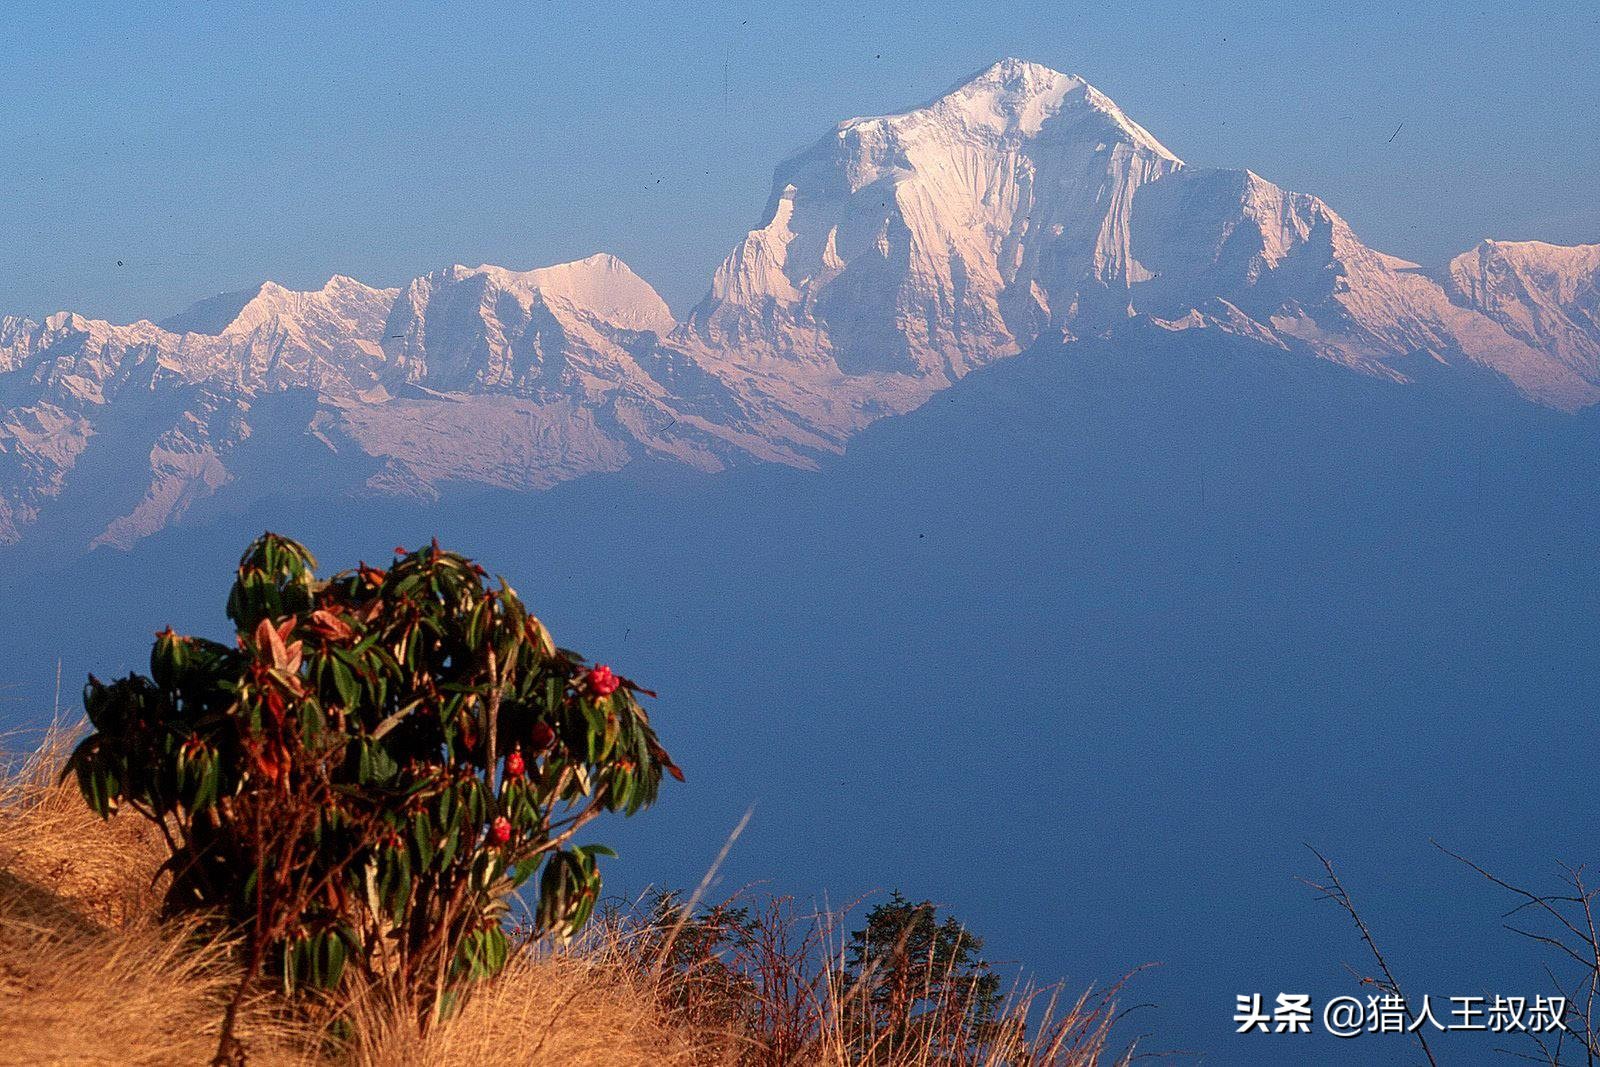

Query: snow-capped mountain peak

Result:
[156,275,397,341]
[889,57,1181,161]
[5,60,1600,554]
[1444,238,1600,379]
[379,254,677,397]
[453,253,676,334]
[681,57,1186,397]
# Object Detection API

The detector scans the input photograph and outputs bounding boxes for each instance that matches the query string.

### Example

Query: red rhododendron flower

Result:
[531,722,555,750]
[489,816,512,846]
[504,750,525,778]
[586,664,620,697]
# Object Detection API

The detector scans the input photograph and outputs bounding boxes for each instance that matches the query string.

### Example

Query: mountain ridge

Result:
[3,58,1599,552]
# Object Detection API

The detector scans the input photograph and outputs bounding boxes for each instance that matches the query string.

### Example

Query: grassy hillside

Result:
[0,728,1129,1066]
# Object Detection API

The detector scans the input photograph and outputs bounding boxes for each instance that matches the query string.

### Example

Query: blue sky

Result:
[2,0,1596,322]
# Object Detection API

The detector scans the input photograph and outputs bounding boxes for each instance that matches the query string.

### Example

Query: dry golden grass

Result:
[0,725,168,926]
[0,726,310,1066]
[337,948,717,1067]
[0,725,1134,1066]
[0,899,313,1067]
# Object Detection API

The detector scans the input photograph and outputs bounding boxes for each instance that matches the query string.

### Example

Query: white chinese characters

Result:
[1234,993,1567,1038]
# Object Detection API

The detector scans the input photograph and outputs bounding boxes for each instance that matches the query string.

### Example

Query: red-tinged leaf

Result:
[308,608,356,643]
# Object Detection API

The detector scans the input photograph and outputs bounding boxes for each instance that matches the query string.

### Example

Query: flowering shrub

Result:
[65,533,678,1050]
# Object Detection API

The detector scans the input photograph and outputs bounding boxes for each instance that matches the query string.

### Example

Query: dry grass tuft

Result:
[0,896,311,1067]
[338,946,715,1067]
[0,723,311,1065]
[0,722,169,928]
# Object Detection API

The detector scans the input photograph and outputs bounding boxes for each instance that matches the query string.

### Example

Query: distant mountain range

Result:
[3,58,1597,552]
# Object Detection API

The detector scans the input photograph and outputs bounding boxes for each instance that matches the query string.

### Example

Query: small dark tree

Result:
[65,532,679,1063]
[635,889,759,1033]
[843,892,1003,1063]
[615,890,835,1062]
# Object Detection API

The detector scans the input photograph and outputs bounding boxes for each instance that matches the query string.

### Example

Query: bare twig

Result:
[1302,845,1438,1067]
[1433,840,1600,1063]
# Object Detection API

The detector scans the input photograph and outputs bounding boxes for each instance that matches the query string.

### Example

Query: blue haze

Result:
[4,331,1599,1062]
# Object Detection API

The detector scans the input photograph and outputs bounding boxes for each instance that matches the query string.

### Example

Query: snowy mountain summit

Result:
[3,59,1599,550]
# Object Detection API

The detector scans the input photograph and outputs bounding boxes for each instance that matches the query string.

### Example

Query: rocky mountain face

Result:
[321,254,793,503]
[3,58,1598,552]
[680,62,1180,394]
[1444,239,1600,383]
[0,275,397,548]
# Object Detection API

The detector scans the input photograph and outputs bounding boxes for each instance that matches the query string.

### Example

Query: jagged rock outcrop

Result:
[1444,239,1600,382]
